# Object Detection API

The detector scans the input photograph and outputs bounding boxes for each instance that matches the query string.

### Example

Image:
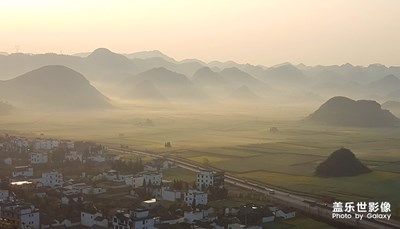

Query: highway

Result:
[110,147,400,229]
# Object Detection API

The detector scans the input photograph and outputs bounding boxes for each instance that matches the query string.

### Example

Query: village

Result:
[0,134,299,229]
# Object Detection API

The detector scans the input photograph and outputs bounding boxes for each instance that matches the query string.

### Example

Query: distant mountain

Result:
[124,50,176,63]
[72,52,91,57]
[0,52,8,56]
[315,148,371,177]
[382,100,400,112]
[131,57,176,73]
[368,74,400,93]
[177,61,205,77]
[0,101,13,115]
[263,63,307,85]
[123,67,205,99]
[180,58,206,65]
[220,67,267,91]
[125,80,167,102]
[0,53,84,80]
[240,64,266,79]
[86,48,135,71]
[229,85,261,101]
[0,65,111,109]
[208,60,242,70]
[192,67,226,87]
[305,96,399,127]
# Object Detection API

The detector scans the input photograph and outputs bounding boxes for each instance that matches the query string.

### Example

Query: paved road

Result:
[110,147,400,229]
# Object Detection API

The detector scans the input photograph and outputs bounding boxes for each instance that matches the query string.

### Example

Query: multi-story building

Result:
[38,171,63,188]
[0,202,40,229]
[125,176,144,188]
[30,153,48,164]
[184,189,208,206]
[81,210,108,228]
[196,170,224,190]
[112,208,155,229]
[12,166,33,178]
[33,139,59,150]
[142,172,163,186]
[64,151,83,162]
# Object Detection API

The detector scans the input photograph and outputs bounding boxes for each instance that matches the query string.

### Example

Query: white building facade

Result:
[30,153,48,164]
[184,189,208,206]
[39,171,63,188]
[196,170,224,190]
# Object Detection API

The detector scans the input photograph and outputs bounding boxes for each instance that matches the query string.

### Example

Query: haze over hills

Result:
[229,85,261,101]
[124,80,167,102]
[192,67,227,88]
[0,48,400,109]
[122,67,205,100]
[305,96,399,127]
[368,74,400,95]
[382,100,400,116]
[0,65,111,110]
[124,50,177,63]
[220,67,268,92]
[263,63,307,86]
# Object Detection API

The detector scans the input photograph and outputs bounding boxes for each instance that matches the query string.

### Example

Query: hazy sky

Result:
[1,0,400,66]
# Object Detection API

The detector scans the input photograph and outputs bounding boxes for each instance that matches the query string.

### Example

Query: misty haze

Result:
[0,1,400,229]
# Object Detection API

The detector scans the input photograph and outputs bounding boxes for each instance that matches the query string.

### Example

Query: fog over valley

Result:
[1,48,400,120]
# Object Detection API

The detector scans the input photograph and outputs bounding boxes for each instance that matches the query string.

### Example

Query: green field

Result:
[1,103,400,214]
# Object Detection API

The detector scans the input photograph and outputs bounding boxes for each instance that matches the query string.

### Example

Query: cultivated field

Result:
[1,102,399,213]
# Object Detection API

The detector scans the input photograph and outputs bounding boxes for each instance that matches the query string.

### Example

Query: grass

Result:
[163,168,197,183]
[238,171,400,206]
[1,103,400,214]
[188,156,228,164]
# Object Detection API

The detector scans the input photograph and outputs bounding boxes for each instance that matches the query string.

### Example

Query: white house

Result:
[81,211,108,228]
[47,218,80,228]
[0,189,9,200]
[196,170,224,190]
[33,139,59,150]
[275,208,296,219]
[13,137,29,148]
[184,189,208,206]
[0,203,40,229]
[61,194,83,205]
[64,140,75,149]
[112,209,155,229]
[160,186,182,202]
[125,176,144,188]
[30,152,48,164]
[65,151,83,162]
[142,172,163,186]
[39,171,63,188]
[12,166,33,177]
[63,182,106,195]
[88,154,106,163]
